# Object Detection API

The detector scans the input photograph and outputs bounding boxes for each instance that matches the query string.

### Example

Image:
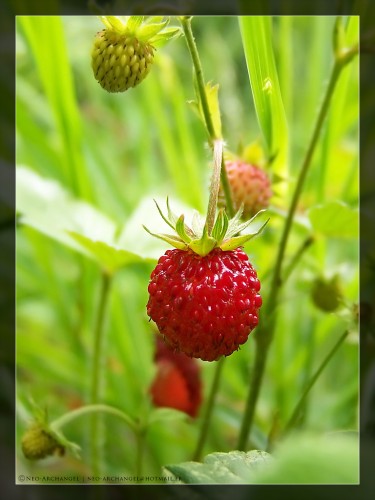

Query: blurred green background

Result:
[16,16,359,483]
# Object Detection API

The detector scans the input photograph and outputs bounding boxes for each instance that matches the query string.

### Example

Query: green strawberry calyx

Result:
[143,199,268,257]
[99,16,182,46]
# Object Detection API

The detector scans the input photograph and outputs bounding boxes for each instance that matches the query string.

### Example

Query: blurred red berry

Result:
[149,335,202,417]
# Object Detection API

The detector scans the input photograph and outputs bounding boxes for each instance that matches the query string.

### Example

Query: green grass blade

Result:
[239,16,288,198]
[17,16,93,201]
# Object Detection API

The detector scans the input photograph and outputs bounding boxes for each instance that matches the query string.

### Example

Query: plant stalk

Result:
[236,57,348,451]
[90,271,112,476]
[284,330,350,432]
[180,16,234,217]
[51,404,137,432]
[181,16,236,461]
[192,356,225,461]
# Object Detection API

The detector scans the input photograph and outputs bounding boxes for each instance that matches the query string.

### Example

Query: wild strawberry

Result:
[21,422,65,460]
[221,160,272,218]
[150,336,202,417]
[145,199,266,362]
[91,16,180,93]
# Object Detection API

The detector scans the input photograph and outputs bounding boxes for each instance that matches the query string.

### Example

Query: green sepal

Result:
[166,198,195,238]
[226,208,266,238]
[176,215,192,244]
[143,225,187,250]
[126,16,145,33]
[137,20,169,41]
[220,218,269,251]
[154,199,175,231]
[150,27,183,47]
[189,224,217,256]
[100,16,126,33]
[211,208,229,243]
[144,16,165,25]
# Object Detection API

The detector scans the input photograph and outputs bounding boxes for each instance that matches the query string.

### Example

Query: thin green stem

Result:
[237,56,350,451]
[192,356,225,461]
[284,330,350,433]
[90,271,112,477]
[50,404,137,432]
[180,16,234,218]
[180,16,216,140]
[136,426,146,480]
[282,236,315,283]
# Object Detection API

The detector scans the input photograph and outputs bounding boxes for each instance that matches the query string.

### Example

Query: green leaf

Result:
[252,433,359,484]
[16,166,151,271]
[239,17,288,198]
[67,232,148,274]
[205,82,222,138]
[148,407,188,426]
[164,450,272,484]
[191,80,222,139]
[308,200,358,238]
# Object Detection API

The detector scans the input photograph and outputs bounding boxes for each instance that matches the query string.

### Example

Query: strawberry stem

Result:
[192,356,225,461]
[90,271,112,477]
[180,16,234,218]
[283,329,350,435]
[51,404,137,432]
[236,41,358,451]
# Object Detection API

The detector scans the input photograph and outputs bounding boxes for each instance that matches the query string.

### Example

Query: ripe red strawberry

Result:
[223,160,272,218]
[150,336,202,417]
[147,247,262,361]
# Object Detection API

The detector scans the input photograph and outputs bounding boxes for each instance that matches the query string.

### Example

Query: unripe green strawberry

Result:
[21,422,65,460]
[91,30,154,93]
[311,275,344,312]
[91,16,181,93]
[222,160,272,218]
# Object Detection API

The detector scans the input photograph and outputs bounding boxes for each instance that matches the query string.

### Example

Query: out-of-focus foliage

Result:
[16,15,358,483]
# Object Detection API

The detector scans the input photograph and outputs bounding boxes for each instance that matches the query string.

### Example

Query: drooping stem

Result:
[284,330,350,433]
[237,53,355,451]
[192,356,225,461]
[90,271,112,476]
[51,404,137,432]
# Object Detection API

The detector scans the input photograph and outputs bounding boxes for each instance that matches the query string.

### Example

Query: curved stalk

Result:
[50,403,137,432]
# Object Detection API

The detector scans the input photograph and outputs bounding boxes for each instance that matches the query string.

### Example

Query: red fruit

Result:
[147,247,262,362]
[150,336,202,417]
[224,160,272,218]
